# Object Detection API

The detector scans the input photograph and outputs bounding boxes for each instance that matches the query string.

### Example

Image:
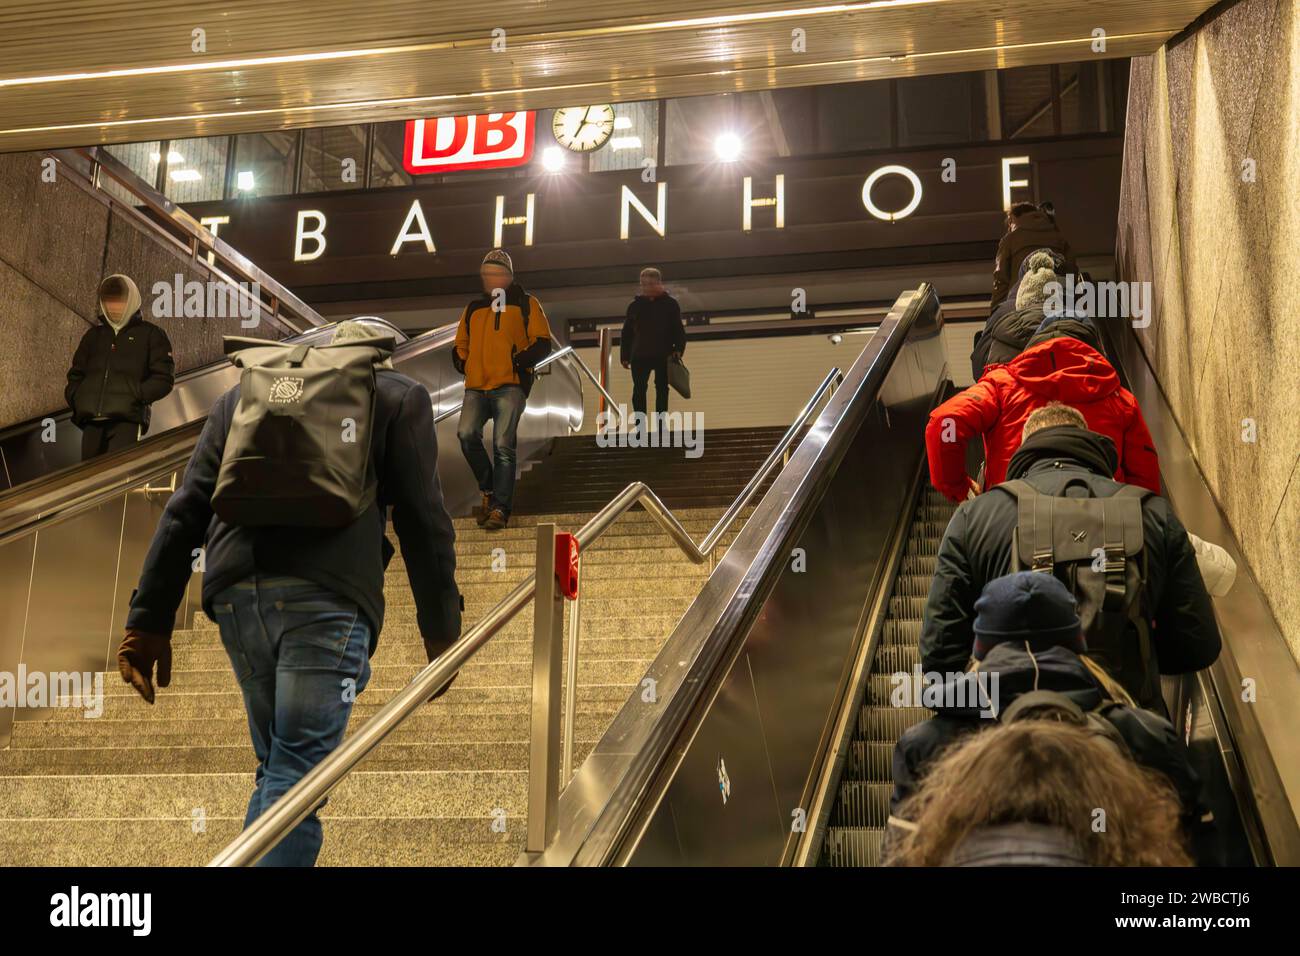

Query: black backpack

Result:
[212,335,395,527]
[999,689,1131,756]
[996,478,1160,709]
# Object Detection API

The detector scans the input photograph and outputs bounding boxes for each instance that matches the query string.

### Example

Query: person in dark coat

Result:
[892,572,1219,865]
[620,267,686,420]
[990,202,1077,308]
[116,320,462,866]
[920,408,1221,707]
[65,274,175,460]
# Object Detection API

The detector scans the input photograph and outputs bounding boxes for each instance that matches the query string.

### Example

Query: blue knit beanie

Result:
[972,572,1085,661]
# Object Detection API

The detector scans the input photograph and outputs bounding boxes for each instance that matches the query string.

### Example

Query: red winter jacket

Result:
[926,338,1160,502]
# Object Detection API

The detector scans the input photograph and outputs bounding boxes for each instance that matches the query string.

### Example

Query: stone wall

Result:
[1117,0,1300,663]
[0,151,290,428]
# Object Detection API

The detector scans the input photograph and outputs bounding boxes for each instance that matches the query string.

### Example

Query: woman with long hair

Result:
[886,720,1193,867]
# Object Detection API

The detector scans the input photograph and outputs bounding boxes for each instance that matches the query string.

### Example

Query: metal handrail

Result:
[433,346,626,426]
[208,365,843,866]
[48,146,325,336]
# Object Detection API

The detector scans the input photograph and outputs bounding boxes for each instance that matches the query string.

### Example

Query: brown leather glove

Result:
[118,629,172,704]
[422,637,458,702]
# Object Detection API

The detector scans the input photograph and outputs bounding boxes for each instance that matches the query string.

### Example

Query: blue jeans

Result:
[457,385,525,515]
[211,576,372,867]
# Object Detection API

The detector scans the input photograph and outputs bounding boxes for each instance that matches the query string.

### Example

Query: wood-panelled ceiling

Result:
[0,1,1213,152]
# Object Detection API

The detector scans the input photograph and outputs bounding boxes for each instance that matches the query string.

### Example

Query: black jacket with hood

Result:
[66,275,175,429]
[919,425,1221,681]
[890,642,1220,864]
[620,293,686,363]
[125,369,462,656]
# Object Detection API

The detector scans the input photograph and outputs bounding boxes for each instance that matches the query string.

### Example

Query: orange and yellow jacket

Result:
[453,283,552,394]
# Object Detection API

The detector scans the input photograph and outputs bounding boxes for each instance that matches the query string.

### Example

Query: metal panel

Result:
[0,535,37,747]
[530,285,945,865]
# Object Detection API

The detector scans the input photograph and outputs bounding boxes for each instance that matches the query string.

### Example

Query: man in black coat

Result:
[65,274,175,460]
[620,267,686,421]
[116,320,461,866]
[920,408,1221,702]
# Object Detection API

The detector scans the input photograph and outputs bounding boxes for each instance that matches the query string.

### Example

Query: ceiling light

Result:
[169,169,201,182]
[236,170,255,191]
[714,133,742,162]
[541,146,565,172]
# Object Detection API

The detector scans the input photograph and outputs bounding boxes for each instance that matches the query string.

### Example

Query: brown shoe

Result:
[474,493,492,526]
[483,508,508,531]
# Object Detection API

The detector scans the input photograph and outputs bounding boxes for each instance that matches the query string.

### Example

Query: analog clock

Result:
[552,105,616,153]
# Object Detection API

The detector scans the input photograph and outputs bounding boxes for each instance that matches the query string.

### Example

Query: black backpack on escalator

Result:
[996,478,1161,709]
[211,335,396,527]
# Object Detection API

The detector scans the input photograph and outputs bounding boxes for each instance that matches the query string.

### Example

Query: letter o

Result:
[861,165,923,222]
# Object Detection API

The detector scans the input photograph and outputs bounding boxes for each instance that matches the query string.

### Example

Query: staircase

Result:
[0,431,781,866]
[820,485,957,867]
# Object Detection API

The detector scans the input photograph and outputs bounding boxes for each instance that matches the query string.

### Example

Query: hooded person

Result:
[65,274,175,460]
[920,408,1221,711]
[971,248,1071,380]
[927,325,1160,502]
[889,571,1220,865]
[990,201,1077,308]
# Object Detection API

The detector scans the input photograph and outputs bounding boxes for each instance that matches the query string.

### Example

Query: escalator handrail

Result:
[535,285,940,866]
[206,364,846,867]
[50,146,324,337]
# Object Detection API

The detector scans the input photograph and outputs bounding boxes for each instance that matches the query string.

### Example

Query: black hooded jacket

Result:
[919,426,1221,680]
[65,312,175,428]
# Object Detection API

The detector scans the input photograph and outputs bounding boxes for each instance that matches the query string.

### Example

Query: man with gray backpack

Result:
[920,402,1221,714]
[116,320,462,866]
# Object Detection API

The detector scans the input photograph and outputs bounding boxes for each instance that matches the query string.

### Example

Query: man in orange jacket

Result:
[453,249,552,530]
[926,335,1160,502]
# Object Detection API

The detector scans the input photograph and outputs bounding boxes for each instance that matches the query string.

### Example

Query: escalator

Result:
[531,283,1300,868]
[819,485,956,867]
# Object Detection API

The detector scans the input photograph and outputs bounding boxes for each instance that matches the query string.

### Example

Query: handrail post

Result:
[562,557,582,782]
[527,523,565,853]
[597,328,611,422]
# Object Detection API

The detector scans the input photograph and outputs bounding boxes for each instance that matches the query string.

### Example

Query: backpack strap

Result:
[997,480,1056,572]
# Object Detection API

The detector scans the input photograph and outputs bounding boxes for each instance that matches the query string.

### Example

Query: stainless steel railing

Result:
[48,145,325,337]
[432,346,625,427]
[208,365,842,866]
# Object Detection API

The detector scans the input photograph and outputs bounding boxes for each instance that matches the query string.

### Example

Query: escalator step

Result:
[821,827,885,868]
[871,644,919,675]
[887,596,927,620]
[844,740,894,780]
[880,619,921,646]
[858,706,930,741]
[830,781,892,827]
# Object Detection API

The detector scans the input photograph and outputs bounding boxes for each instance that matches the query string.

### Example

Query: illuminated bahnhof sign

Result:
[244,155,1037,262]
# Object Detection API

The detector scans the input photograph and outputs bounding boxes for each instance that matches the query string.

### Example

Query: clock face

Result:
[552,105,616,153]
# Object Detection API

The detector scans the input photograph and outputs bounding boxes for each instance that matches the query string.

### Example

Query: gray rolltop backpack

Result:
[996,477,1161,710]
[211,335,396,527]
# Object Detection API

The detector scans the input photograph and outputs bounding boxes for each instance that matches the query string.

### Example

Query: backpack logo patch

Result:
[1071,529,1088,542]
[268,376,305,404]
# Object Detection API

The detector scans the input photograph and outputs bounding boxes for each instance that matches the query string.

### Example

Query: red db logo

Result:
[402,112,536,175]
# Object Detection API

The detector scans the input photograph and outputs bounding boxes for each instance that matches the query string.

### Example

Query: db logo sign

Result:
[403,112,536,175]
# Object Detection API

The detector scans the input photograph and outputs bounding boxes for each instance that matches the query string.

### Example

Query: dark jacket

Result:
[620,294,686,363]
[990,211,1076,307]
[65,313,175,429]
[890,643,1219,864]
[126,369,461,655]
[920,426,1221,680]
[945,823,1089,866]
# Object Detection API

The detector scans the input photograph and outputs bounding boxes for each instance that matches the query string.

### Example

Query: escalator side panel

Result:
[609,304,947,866]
